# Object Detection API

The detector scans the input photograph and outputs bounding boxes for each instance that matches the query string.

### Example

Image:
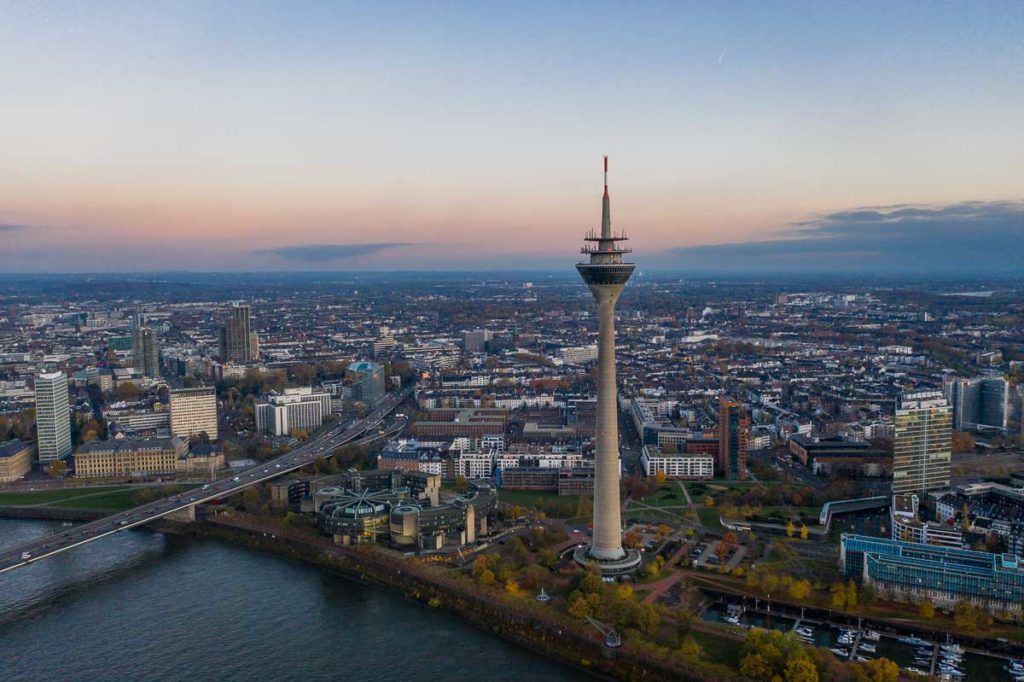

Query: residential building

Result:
[35,371,72,463]
[0,439,32,482]
[559,344,598,365]
[890,493,963,548]
[892,391,952,494]
[641,445,714,480]
[219,304,258,363]
[169,386,218,441]
[717,396,748,480]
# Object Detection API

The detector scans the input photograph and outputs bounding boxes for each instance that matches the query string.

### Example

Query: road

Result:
[0,387,410,575]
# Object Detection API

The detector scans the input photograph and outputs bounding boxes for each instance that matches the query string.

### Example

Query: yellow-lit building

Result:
[75,437,188,478]
[0,439,32,482]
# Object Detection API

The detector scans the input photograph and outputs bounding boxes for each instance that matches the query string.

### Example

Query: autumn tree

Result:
[719,531,739,557]
[786,520,796,537]
[800,524,809,541]
[48,460,69,478]
[654,469,667,486]
[919,601,935,619]
[861,658,900,682]
[783,655,819,682]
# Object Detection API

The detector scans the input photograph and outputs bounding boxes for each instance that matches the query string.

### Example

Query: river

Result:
[0,519,588,681]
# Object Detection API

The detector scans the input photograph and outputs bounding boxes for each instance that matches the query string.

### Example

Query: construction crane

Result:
[585,616,621,648]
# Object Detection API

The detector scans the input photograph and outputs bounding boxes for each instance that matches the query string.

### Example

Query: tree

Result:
[861,658,900,682]
[191,431,211,446]
[788,579,811,600]
[830,582,847,608]
[739,654,773,680]
[719,531,739,557]
[704,495,715,508]
[961,502,971,532]
[783,655,818,682]
[952,431,976,453]
[624,529,643,549]
[953,600,991,633]
[568,592,591,619]
[478,569,496,587]
[845,580,858,609]
[679,635,701,660]
[634,603,661,635]
[504,579,521,596]
[799,524,809,541]
[453,476,470,493]
[47,460,68,478]
[242,487,261,513]
[919,601,935,619]
[654,469,667,486]
[786,520,796,537]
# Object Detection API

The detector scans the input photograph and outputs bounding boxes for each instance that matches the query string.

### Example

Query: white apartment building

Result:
[641,445,714,480]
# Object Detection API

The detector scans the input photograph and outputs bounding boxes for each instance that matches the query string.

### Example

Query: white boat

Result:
[795,626,814,637]
[941,643,963,654]
[859,643,876,653]
[904,667,927,675]
[862,629,880,641]
[830,648,849,657]
[855,655,870,663]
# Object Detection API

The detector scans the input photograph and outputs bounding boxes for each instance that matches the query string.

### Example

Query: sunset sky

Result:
[2,1,1022,272]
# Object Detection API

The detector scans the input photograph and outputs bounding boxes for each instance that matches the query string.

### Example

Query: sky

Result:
[1,1,1022,273]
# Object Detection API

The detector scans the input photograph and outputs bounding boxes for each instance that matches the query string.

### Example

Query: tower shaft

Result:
[590,284,625,559]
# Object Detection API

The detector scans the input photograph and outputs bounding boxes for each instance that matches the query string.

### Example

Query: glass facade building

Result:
[892,391,952,494]
[841,533,1024,613]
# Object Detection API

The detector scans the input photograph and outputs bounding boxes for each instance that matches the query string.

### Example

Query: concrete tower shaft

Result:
[575,156,636,567]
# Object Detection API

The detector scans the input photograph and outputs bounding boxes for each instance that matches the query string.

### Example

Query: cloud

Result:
[661,201,1024,273]
[0,223,28,232]
[253,242,413,262]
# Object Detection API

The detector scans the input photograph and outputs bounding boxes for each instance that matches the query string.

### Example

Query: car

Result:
[202,484,210,490]
[232,476,240,482]
[21,552,31,560]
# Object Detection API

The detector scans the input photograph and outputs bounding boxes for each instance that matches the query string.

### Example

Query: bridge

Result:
[0,387,411,574]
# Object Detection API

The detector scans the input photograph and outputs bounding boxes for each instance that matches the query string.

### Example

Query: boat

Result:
[862,629,880,641]
[855,655,870,663]
[830,648,849,657]
[899,635,931,647]
[859,643,876,653]
[904,667,927,676]
[795,626,814,637]
[941,643,963,654]
[536,588,550,603]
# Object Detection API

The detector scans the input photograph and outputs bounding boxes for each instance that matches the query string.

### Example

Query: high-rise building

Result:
[219,304,258,363]
[131,324,160,378]
[893,391,952,494]
[169,386,219,441]
[35,372,72,463]
[462,329,492,353]
[348,361,385,404]
[717,397,748,480]
[572,157,640,574]
[255,387,332,436]
[944,376,1009,432]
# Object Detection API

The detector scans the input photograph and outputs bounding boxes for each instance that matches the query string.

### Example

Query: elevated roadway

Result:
[0,388,410,574]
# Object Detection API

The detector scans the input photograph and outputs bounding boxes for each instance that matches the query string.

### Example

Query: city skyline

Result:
[2,2,1023,272]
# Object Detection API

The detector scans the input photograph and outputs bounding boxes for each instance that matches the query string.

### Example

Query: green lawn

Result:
[50,489,146,511]
[697,506,723,532]
[0,486,130,506]
[691,629,743,668]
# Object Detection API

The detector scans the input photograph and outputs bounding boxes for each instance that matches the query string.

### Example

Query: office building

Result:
[35,372,72,463]
[131,323,160,378]
[169,386,218,441]
[348,361,385,404]
[0,439,32,482]
[255,387,332,436]
[572,156,640,574]
[219,304,258,363]
[890,493,963,548]
[841,534,1024,614]
[717,397,748,480]
[462,329,492,353]
[75,436,188,478]
[945,376,1009,432]
[892,391,951,494]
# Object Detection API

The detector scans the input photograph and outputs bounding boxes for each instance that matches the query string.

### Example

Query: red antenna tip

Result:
[604,155,608,172]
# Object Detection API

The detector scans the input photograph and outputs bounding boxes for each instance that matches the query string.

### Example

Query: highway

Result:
[0,388,410,575]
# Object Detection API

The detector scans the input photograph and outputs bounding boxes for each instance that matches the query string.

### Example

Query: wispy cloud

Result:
[0,223,28,232]
[661,201,1024,273]
[253,243,414,262]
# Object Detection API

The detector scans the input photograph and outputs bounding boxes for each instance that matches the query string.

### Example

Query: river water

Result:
[0,519,587,682]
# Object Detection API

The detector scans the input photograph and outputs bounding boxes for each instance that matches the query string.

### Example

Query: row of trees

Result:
[740,628,900,682]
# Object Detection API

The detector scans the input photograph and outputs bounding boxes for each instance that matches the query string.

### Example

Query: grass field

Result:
[691,629,743,668]
[0,484,197,512]
[0,486,131,507]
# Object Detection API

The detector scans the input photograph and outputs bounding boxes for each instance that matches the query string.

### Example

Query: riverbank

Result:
[188,513,741,681]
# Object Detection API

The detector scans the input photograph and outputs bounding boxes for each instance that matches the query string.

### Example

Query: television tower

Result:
[574,157,640,573]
